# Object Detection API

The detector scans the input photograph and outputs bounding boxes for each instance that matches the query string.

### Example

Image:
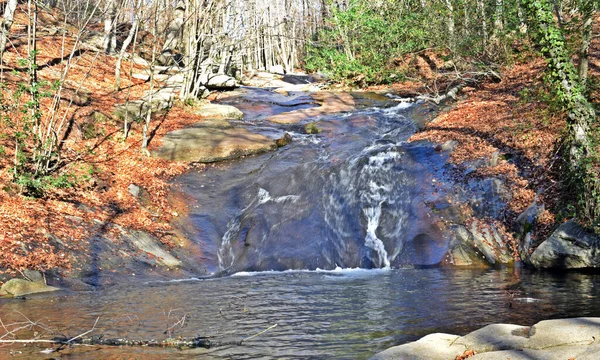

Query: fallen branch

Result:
[0,322,279,350]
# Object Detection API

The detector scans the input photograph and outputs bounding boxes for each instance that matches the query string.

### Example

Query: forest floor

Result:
[0,6,206,276]
[0,6,598,280]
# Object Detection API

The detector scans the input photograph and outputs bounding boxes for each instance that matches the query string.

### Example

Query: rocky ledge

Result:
[370,317,600,360]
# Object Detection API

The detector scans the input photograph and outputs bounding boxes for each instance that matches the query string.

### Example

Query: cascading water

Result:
[178,90,450,274]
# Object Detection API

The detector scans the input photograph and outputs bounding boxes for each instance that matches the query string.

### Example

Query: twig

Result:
[66,317,99,344]
[242,324,278,343]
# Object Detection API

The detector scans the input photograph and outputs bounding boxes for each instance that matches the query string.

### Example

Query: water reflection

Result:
[1,268,600,359]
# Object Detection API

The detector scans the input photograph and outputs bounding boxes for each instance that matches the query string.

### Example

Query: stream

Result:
[2,88,600,359]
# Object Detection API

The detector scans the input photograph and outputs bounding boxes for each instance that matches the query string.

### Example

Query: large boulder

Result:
[153,120,277,163]
[370,318,600,360]
[0,278,60,297]
[199,74,238,90]
[530,220,600,269]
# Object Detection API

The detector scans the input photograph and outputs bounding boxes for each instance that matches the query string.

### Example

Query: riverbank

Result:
[370,317,600,360]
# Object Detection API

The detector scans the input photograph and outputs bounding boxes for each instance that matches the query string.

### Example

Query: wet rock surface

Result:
[152,121,277,163]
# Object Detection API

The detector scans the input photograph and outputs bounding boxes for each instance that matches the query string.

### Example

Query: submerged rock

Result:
[0,278,60,297]
[530,220,600,269]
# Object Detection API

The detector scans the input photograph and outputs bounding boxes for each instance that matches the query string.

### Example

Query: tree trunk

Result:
[115,0,140,90]
[0,0,18,61]
[103,0,118,54]
[160,0,186,66]
[578,8,593,90]
[522,0,600,225]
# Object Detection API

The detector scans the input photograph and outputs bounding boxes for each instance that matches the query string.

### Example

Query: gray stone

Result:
[0,278,60,297]
[132,73,150,81]
[455,324,530,352]
[526,318,600,349]
[369,333,465,360]
[124,230,182,268]
[193,103,243,120]
[200,74,238,89]
[128,184,140,197]
[530,221,600,269]
[22,269,44,283]
[469,345,596,360]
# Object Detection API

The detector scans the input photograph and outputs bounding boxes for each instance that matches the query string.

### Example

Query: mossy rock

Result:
[305,122,321,134]
[276,133,292,147]
[0,278,60,297]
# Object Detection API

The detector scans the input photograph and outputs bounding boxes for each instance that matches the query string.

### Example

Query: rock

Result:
[123,230,182,268]
[22,269,44,283]
[267,91,355,124]
[270,65,285,74]
[152,122,277,163]
[455,324,530,352]
[193,103,244,120]
[304,122,321,134]
[469,345,600,360]
[530,220,600,269]
[369,333,465,360]
[0,278,60,297]
[199,74,238,90]
[526,318,600,349]
[445,223,513,267]
[434,140,458,152]
[132,73,151,81]
[276,133,292,147]
[513,198,544,262]
[469,221,513,265]
[371,318,600,360]
[128,184,141,197]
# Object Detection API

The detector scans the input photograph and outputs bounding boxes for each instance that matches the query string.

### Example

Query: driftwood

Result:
[414,70,502,105]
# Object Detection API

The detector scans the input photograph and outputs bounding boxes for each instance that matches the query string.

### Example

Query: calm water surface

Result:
[1,268,600,359]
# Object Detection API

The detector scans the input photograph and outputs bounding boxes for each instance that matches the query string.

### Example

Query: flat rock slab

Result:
[455,324,530,352]
[469,344,600,360]
[153,121,277,163]
[526,318,600,349]
[267,91,355,124]
[370,318,600,360]
[193,103,243,120]
[369,333,465,360]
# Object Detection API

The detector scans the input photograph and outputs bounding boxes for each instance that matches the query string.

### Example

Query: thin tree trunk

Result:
[115,0,140,90]
[0,0,18,61]
[578,11,593,90]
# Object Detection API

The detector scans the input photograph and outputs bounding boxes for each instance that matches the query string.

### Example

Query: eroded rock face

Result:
[530,220,600,269]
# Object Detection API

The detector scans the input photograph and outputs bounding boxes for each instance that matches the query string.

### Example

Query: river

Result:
[1,88,599,359]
